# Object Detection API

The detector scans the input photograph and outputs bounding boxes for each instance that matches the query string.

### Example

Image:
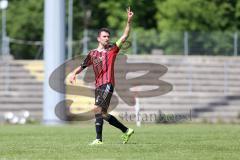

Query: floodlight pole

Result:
[67,0,73,59]
[0,0,8,57]
[43,0,65,125]
[0,0,10,93]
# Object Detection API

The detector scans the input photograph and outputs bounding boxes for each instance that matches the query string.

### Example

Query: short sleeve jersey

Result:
[80,44,120,87]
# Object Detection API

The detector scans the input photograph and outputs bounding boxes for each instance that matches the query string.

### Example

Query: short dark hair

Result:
[98,28,111,37]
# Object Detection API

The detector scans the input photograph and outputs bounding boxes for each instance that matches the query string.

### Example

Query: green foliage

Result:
[7,0,44,59]
[155,0,238,31]
[99,1,126,29]
[2,0,240,58]
[188,31,235,56]
[159,31,183,55]
[134,28,161,54]
[155,0,240,55]
[158,31,237,55]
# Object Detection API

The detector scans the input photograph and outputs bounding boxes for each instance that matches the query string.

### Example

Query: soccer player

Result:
[69,7,134,145]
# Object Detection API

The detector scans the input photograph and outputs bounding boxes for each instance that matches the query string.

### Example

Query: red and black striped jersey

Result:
[80,44,120,87]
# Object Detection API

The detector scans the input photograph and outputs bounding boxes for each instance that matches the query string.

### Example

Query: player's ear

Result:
[97,37,100,42]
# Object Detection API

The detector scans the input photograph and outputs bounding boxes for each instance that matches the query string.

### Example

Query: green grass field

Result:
[0,123,240,160]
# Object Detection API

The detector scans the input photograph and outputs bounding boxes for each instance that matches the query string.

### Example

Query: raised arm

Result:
[116,7,134,47]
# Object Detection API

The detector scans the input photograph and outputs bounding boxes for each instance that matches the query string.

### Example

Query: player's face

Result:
[98,31,110,47]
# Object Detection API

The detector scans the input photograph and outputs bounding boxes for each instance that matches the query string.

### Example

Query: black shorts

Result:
[95,83,114,110]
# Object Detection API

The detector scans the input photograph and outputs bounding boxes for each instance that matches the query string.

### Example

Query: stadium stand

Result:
[0,55,240,123]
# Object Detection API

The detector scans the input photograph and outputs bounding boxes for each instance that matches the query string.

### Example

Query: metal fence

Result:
[0,30,240,59]
[67,30,240,57]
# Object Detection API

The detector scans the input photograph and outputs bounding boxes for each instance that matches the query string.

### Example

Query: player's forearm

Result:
[73,66,83,75]
[116,7,133,47]
[120,8,133,43]
[122,21,131,41]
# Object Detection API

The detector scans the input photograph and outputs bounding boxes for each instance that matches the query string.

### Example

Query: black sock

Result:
[105,114,128,133]
[95,114,103,141]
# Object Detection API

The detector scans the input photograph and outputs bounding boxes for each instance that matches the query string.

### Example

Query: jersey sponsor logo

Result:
[93,56,103,65]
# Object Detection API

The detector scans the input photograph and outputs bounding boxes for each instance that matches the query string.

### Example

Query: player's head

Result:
[97,28,110,47]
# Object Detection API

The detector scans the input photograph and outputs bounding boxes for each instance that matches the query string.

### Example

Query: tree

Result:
[155,0,238,31]
[7,0,44,59]
[155,0,240,55]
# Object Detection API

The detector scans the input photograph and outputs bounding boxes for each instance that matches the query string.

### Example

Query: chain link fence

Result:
[70,30,240,57]
[0,30,240,59]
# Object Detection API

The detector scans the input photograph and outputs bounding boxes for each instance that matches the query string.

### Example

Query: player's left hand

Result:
[127,7,134,23]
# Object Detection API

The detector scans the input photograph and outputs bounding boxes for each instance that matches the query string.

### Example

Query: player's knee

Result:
[102,112,110,121]
[93,106,102,114]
